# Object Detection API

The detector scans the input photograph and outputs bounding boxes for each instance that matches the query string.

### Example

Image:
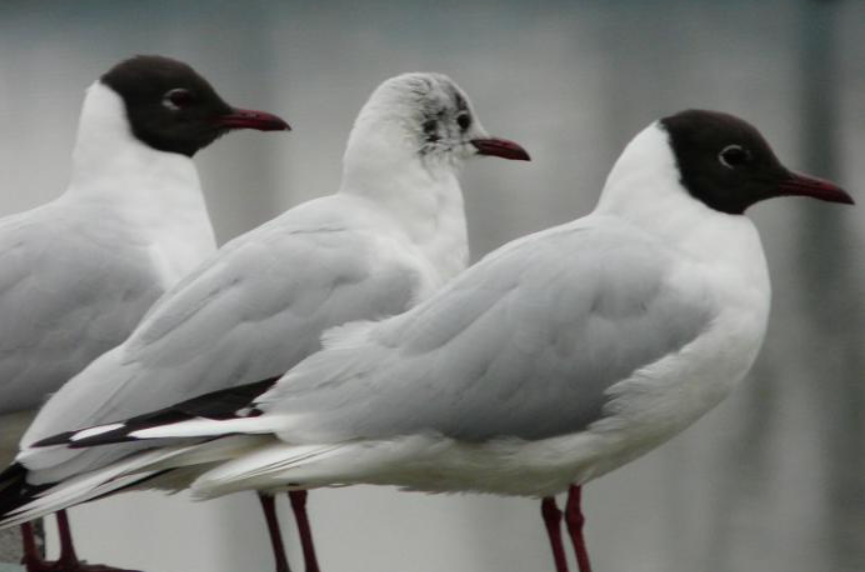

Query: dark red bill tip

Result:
[779,172,854,206]
[470,137,531,161]
[217,108,291,132]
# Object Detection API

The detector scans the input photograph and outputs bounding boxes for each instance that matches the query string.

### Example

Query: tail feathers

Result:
[34,377,280,449]
[1,435,281,528]
[0,446,198,529]
[191,438,426,499]
[191,443,346,498]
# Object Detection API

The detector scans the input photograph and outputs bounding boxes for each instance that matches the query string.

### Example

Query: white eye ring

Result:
[718,144,750,169]
[162,88,193,111]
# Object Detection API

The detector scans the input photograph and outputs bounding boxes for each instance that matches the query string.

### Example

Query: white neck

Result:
[63,82,216,283]
[595,124,695,230]
[68,83,199,200]
[592,123,771,423]
[338,116,469,283]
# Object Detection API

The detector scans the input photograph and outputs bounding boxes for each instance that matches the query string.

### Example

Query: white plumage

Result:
[0,81,217,467]
[9,116,777,510]
[5,106,852,572]
[12,72,530,506]
[159,122,773,499]
[0,54,294,571]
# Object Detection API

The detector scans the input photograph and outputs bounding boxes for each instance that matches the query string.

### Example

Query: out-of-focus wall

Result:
[0,1,862,571]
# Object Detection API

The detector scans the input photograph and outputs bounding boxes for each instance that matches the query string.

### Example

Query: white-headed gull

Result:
[0,55,289,572]
[2,72,529,572]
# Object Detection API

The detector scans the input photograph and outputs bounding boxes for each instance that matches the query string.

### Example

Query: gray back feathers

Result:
[260,217,714,442]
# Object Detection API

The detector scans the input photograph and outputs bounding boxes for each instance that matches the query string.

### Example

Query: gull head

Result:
[349,72,530,171]
[660,109,853,213]
[98,55,290,157]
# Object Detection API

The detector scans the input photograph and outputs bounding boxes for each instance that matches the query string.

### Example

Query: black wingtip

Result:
[0,462,25,489]
[0,463,52,524]
[32,431,79,448]
[67,416,185,449]
[34,376,280,450]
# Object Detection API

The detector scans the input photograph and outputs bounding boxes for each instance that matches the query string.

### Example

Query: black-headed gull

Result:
[2,72,529,572]
[19,109,855,572]
[0,55,289,572]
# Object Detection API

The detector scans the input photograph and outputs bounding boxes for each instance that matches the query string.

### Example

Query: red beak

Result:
[778,172,854,205]
[471,137,531,161]
[216,108,291,132]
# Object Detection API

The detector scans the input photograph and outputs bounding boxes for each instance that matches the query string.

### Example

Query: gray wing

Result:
[0,203,165,415]
[21,195,423,478]
[261,218,714,442]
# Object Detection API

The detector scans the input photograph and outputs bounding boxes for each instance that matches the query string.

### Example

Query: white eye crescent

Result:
[162,88,194,111]
[719,144,751,168]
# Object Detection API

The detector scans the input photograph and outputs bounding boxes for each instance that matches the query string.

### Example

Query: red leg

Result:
[288,491,321,572]
[565,485,592,572]
[541,497,569,572]
[259,493,292,572]
[56,510,80,566]
[20,521,50,572]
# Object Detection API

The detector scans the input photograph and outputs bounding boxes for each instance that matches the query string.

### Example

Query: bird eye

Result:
[718,145,751,168]
[162,88,194,111]
[456,113,471,131]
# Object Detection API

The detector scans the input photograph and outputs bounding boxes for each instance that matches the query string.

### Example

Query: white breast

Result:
[65,82,217,287]
[350,136,774,498]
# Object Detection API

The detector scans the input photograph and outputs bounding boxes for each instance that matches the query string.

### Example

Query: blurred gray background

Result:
[0,1,863,571]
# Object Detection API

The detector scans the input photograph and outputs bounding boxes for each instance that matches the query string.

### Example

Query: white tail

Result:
[191,435,439,499]
[0,448,179,529]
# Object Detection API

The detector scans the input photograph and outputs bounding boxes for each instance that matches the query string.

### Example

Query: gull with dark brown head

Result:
[19,109,855,572]
[0,54,289,572]
[1,72,529,572]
